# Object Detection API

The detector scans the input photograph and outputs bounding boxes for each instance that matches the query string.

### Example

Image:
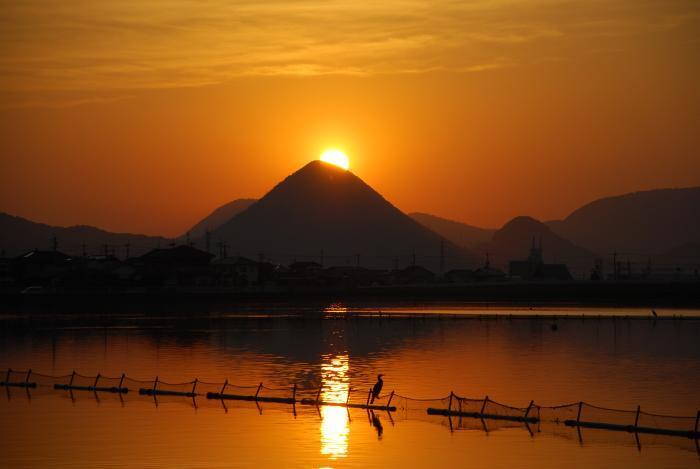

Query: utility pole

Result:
[439,240,445,275]
[124,243,130,259]
[52,234,58,252]
[81,243,87,258]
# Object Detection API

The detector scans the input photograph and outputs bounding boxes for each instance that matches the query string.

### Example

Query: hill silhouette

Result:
[546,187,700,256]
[476,216,596,276]
[183,198,256,239]
[409,212,494,248]
[205,161,477,271]
[0,212,170,258]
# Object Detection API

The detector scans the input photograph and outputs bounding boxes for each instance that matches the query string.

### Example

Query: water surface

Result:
[1,306,698,468]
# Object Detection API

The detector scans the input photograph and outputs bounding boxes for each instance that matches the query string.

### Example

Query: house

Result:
[12,249,71,285]
[212,256,274,285]
[133,245,214,285]
[390,265,435,285]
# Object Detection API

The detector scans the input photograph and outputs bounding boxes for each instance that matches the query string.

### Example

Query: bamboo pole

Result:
[292,383,297,402]
[255,382,263,399]
[118,373,125,389]
[4,368,10,384]
[220,379,228,394]
[448,392,454,412]
[153,376,159,392]
[191,378,198,395]
[69,371,75,387]
[25,369,32,384]
[366,388,372,406]
[634,405,641,427]
[315,385,323,403]
[93,373,100,388]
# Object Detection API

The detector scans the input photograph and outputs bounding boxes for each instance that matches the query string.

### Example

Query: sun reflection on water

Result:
[320,354,350,460]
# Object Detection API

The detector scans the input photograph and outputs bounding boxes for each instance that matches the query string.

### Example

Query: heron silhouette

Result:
[370,374,383,404]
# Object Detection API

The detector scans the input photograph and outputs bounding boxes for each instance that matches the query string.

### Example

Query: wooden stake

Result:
[255,382,263,399]
[25,369,32,383]
[576,402,583,423]
[153,376,159,392]
[525,400,534,418]
[694,410,699,435]
[118,373,125,389]
[448,392,454,412]
[292,383,297,402]
[220,379,228,395]
[93,373,100,388]
[634,405,641,427]
[316,385,323,403]
[387,390,395,408]
[481,396,489,414]
[69,371,75,387]
[4,368,10,384]
[366,388,372,406]
[191,378,198,395]
[346,387,351,405]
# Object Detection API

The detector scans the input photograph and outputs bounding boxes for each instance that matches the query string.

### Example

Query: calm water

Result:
[1,306,699,468]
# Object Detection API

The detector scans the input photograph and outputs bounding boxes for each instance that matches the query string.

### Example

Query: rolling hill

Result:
[0,212,170,258]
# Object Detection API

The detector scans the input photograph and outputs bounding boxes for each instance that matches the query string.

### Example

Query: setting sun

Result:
[320,149,350,170]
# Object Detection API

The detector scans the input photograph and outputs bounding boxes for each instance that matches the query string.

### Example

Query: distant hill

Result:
[546,187,700,256]
[183,198,256,239]
[409,212,494,248]
[0,212,170,258]
[205,161,477,271]
[476,216,596,276]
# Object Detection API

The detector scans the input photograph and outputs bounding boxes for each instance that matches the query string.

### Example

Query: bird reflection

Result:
[368,410,383,439]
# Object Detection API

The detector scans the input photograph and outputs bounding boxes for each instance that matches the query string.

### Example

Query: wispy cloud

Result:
[0,0,698,106]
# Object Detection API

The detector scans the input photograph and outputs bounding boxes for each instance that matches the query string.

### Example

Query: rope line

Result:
[2,367,697,427]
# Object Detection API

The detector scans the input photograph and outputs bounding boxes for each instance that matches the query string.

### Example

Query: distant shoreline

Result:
[1,281,698,312]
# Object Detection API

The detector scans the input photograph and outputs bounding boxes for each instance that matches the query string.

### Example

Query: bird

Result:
[370,374,383,404]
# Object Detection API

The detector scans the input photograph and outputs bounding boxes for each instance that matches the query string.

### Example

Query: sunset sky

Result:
[1,0,699,236]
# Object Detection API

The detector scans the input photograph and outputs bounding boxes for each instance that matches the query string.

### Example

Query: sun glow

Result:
[320,149,350,170]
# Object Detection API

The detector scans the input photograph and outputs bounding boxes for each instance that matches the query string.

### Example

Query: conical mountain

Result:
[206,160,476,271]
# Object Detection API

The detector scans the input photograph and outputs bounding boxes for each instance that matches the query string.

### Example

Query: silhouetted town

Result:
[3,240,697,296]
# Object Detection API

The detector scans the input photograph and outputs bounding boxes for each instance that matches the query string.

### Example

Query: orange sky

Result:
[1,0,699,236]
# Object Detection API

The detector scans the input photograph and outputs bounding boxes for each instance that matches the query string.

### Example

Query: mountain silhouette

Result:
[0,212,170,258]
[476,216,596,276]
[409,212,495,248]
[183,198,256,239]
[546,187,700,256]
[205,160,477,271]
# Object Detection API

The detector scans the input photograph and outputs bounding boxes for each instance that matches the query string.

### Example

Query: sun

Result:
[320,149,350,170]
